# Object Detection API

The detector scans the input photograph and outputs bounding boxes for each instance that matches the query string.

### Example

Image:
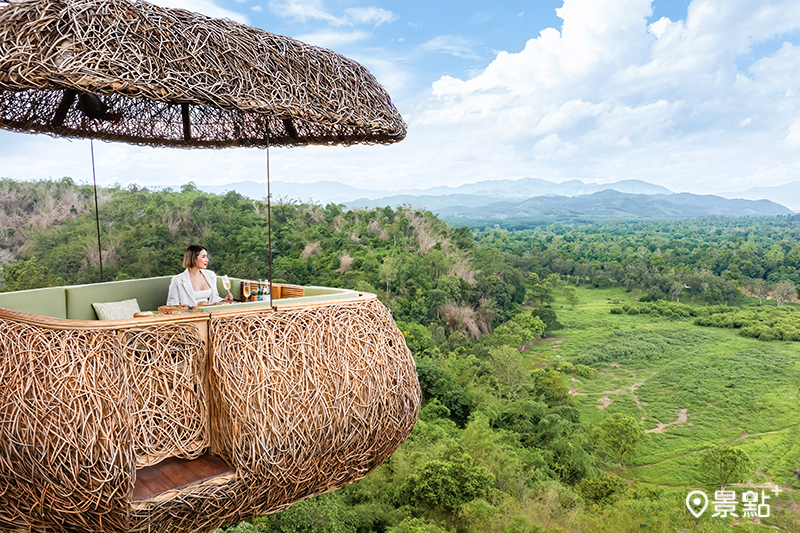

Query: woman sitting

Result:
[167,245,234,307]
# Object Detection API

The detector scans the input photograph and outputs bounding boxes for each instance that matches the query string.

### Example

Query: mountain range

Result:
[200,177,673,204]
[198,178,798,220]
[720,181,800,211]
[431,190,792,220]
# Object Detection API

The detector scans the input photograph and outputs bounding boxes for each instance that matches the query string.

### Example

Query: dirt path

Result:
[629,381,646,411]
[596,396,614,409]
[726,427,792,444]
[569,387,623,397]
[646,408,688,433]
[620,423,800,478]
[583,359,799,491]
[569,369,651,415]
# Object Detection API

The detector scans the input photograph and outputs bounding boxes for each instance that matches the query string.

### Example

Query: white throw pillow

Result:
[92,298,141,320]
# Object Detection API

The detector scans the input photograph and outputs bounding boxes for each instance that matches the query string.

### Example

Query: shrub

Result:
[575,364,594,378]
[529,307,562,331]
[577,475,628,506]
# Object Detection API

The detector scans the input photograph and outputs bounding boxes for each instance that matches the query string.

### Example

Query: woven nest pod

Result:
[0,0,407,148]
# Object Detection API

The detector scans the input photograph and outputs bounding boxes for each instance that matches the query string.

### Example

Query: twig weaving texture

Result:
[121,324,208,468]
[0,0,407,148]
[0,318,132,532]
[209,298,419,514]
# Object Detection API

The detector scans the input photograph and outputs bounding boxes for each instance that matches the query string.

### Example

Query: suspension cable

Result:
[266,135,273,304]
[90,139,104,282]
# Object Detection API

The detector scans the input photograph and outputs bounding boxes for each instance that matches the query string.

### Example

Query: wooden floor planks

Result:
[133,453,233,501]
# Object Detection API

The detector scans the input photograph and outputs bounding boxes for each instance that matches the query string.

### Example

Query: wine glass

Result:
[242,280,251,301]
[221,275,231,297]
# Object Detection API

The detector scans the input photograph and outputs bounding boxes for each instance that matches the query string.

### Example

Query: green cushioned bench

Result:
[65,276,174,320]
[0,286,68,319]
[0,277,359,320]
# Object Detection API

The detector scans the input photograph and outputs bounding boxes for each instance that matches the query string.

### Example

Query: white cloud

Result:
[147,0,248,23]
[268,1,396,27]
[417,35,481,60]
[343,7,397,26]
[533,134,578,161]
[251,5,262,11]
[410,0,800,193]
[268,0,341,24]
[786,122,800,147]
[748,42,800,95]
[295,30,370,48]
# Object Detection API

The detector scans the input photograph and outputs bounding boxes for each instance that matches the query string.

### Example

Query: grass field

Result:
[527,286,800,530]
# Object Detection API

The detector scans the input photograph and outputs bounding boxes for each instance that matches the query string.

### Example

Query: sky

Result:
[1,0,800,195]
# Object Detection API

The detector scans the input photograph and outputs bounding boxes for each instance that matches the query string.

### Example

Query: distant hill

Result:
[414,178,673,199]
[720,181,800,212]
[200,178,795,220]
[351,190,792,220]
[199,177,673,204]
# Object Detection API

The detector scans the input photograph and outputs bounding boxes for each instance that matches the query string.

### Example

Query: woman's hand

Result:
[224,293,234,302]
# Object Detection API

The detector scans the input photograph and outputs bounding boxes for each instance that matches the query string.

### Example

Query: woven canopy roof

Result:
[0,0,407,148]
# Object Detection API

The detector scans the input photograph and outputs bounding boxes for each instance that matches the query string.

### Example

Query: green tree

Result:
[492,313,545,351]
[396,452,494,526]
[397,321,438,358]
[2,256,64,291]
[235,493,359,533]
[531,369,573,408]
[487,346,530,399]
[597,413,646,465]
[492,321,529,351]
[511,312,546,338]
[701,444,752,490]
[764,243,785,270]
[526,272,554,307]
[529,307,561,332]
[562,284,578,309]
[379,255,400,296]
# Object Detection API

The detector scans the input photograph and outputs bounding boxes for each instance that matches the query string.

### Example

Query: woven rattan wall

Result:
[210,298,419,503]
[0,0,407,148]
[122,325,209,468]
[0,319,133,532]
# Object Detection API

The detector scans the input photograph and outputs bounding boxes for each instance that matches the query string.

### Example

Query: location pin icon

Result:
[686,490,708,518]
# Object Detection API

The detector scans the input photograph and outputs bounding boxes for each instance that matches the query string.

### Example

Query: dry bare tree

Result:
[440,300,481,340]
[336,254,354,274]
[300,241,322,259]
[370,217,389,240]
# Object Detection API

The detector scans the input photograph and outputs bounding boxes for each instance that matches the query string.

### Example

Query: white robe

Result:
[166,269,224,307]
